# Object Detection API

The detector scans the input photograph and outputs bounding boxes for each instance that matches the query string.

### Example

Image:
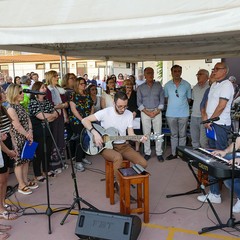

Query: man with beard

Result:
[82,91,147,187]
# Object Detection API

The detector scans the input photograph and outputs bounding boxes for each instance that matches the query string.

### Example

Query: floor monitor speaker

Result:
[75,208,142,240]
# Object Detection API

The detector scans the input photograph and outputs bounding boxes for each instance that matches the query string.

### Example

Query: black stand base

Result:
[166,188,201,198]
[166,160,226,234]
[166,160,202,198]
[60,197,97,225]
[60,140,97,225]
[199,217,240,234]
[24,207,69,234]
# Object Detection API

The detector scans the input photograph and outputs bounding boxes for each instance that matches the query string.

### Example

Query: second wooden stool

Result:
[118,170,149,223]
[105,159,130,205]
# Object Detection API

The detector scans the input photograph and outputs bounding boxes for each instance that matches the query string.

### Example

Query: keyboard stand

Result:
[166,160,224,229]
[166,160,206,198]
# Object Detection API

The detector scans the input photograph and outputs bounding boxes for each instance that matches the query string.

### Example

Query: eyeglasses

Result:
[212,67,225,72]
[19,90,23,95]
[175,89,179,98]
[115,104,128,110]
[90,88,97,91]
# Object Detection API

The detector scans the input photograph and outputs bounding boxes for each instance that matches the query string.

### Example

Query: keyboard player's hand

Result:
[211,150,227,158]
[229,158,240,166]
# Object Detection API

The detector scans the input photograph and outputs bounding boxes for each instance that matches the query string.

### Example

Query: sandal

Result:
[0,224,11,232]
[4,204,18,213]
[0,211,18,220]
[27,181,39,190]
[47,171,56,177]
[18,186,32,195]
[0,232,10,240]
[36,176,46,183]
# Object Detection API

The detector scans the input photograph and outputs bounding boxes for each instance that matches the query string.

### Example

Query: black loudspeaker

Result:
[75,208,142,240]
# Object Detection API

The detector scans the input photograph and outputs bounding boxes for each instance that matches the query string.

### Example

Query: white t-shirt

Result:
[206,79,234,125]
[94,107,133,144]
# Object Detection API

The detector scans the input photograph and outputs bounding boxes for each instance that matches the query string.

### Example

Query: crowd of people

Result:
[0,63,240,239]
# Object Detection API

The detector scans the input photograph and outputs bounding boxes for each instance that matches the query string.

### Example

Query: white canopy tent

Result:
[0,0,240,61]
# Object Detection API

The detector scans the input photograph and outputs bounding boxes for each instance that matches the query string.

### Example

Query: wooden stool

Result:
[105,159,130,205]
[118,170,149,223]
[197,169,209,188]
[197,169,223,190]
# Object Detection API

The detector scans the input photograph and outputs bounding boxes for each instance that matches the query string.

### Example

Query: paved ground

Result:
[4,146,240,240]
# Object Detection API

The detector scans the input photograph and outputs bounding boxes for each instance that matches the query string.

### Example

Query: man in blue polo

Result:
[164,65,192,160]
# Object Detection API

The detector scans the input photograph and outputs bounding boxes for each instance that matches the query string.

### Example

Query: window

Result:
[95,61,106,68]
[76,62,87,76]
[36,63,45,70]
[126,62,131,68]
[0,65,8,70]
[50,63,60,69]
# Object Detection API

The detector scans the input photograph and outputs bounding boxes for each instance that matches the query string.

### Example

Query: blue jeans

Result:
[209,153,240,198]
[208,123,231,150]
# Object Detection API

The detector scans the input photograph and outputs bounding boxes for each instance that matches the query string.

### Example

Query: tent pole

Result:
[12,61,15,78]
[64,55,68,73]
[59,52,63,80]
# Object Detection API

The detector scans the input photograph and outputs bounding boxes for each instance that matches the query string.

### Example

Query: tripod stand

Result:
[24,97,69,234]
[60,139,97,225]
[199,132,240,234]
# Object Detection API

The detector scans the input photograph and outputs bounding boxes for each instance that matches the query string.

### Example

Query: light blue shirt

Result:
[164,79,191,117]
[137,81,164,111]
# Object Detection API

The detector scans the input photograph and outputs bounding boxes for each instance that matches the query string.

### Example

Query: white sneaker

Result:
[82,158,92,165]
[62,163,69,169]
[54,168,62,174]
[233,198,240,213]
[197,192,222,204]
[75,162,85,172]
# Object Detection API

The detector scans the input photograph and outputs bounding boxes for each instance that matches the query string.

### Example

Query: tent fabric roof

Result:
[0,54,78,63]
[0,0,240,61]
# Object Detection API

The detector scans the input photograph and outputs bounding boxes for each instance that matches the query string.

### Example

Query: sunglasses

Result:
[175,89,179,98]
[19,90,23,95]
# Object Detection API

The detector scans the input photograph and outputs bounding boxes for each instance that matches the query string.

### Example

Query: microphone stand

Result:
[60,138,98,225]
[199,123,240,234]
[23,96,69,234]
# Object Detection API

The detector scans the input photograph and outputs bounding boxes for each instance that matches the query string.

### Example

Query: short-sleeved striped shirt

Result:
[0,108,11,134]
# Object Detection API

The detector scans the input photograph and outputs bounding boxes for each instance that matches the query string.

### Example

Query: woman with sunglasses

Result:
[45,70,68,174]
[61,73,77,157]
[28,82,58,182]
[69,77,94,172]
[117,73,124,87]
[6,84,38,195]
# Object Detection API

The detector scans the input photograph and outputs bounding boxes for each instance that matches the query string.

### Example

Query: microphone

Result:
[23,89,46,95]
[201,117,220,124]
